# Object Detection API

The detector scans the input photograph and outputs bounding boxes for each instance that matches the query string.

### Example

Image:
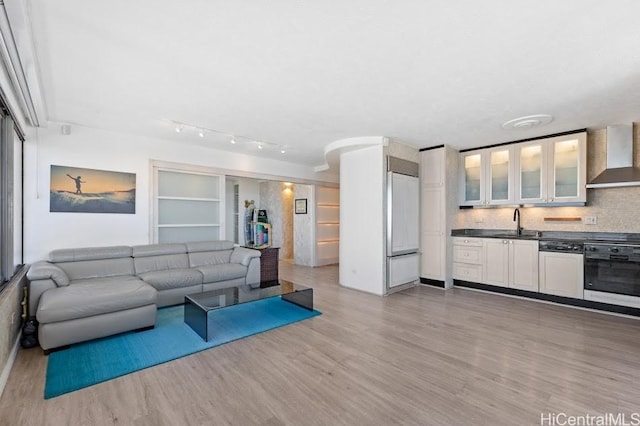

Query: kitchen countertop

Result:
[451,229,640,243]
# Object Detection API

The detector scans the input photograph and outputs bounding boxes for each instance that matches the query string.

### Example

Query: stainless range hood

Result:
[586,124,640,188]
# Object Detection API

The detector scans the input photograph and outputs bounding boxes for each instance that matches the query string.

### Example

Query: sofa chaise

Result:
[26,240,261,352]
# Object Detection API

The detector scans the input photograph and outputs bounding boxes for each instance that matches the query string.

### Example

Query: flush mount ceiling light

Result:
[501,114,553,130]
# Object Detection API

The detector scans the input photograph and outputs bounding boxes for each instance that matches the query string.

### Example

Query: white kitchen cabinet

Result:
[460,151,485,206]
[487,147,515,205]
[460,147,515,206]
[482,238,538,291]
[509,239,539,291]
[420,147,457,287]
[461,131,586,207]
[515,132,587,205]
[452,237,483,281]
[483,239,509,286]
[539,251,584,298]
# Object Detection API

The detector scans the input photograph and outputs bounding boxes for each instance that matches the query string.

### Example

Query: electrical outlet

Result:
[584,216,597,225]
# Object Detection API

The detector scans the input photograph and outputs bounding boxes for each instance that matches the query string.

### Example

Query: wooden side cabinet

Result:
[257,246,280,285]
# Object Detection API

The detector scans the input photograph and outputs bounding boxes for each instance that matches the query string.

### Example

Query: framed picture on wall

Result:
[50,165,136,214]
[295,198,307,214]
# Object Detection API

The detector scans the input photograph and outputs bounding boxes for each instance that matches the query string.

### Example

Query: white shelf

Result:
[158,196,221,202]
[157,224,221,228]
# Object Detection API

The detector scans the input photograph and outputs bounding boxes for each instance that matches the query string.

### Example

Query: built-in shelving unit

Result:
[315,186,339,266]
[153,164,225,243]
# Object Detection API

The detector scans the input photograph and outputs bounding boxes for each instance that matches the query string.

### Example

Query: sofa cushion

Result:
[138,268,203,291]
[49,245,132,262]
[56,258,136,281]
[187,241,235,267]
[188,250,233,267]
[186,241,235,252]
[132,243,187,258]
[196,263,247,284]
[36,276,157,324]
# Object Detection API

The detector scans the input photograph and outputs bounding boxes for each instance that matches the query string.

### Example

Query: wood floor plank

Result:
[1,261,640,425]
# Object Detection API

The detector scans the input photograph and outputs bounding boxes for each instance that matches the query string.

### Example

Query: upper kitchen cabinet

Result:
[459,147,514,206]
[460,150,484,206]
[515,132,587,205]
[461,131,587,207]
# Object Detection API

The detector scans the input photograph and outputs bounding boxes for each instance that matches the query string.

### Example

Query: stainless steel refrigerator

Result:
[386,156,420,291]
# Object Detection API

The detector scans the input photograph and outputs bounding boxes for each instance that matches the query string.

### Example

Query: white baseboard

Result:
[0,331,21,400]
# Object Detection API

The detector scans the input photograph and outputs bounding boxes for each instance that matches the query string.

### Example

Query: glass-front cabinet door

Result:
[517,143,545,203]
[488,148,513,205]
[460,151,485,206]
[547,133,587,204]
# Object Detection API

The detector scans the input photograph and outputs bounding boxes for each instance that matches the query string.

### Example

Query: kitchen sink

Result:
[490,230,541,239]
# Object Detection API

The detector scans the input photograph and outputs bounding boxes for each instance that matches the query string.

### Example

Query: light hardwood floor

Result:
[2,262,640,425]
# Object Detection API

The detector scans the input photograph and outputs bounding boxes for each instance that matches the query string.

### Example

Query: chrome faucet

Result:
[513,208,523,236]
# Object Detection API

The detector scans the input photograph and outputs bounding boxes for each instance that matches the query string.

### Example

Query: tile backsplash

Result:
[455,124,640,233]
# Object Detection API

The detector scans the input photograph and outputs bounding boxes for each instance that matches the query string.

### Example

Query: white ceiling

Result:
[26,0,640,168]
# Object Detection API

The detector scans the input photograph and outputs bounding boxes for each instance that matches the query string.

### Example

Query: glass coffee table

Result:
[183,280,313,341]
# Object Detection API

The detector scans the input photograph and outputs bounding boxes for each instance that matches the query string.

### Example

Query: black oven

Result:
[584,242,640,297]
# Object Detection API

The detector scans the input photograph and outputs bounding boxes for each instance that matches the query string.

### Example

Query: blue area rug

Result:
[45,297,321,399]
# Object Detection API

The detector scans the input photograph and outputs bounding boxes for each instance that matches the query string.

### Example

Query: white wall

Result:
[293,184,314,266]
[339,146,385,295]
[23,124,337,262]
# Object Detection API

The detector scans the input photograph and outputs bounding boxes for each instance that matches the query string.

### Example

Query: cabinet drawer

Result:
[453,263,482,282]
[453,245,482,264]
[453,237,483,247]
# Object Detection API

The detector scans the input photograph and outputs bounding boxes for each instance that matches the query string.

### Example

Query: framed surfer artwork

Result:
[49,165,136,214]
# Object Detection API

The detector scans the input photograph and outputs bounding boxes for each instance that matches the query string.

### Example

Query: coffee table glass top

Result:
[185,280,309,312]
[184,280,314,341]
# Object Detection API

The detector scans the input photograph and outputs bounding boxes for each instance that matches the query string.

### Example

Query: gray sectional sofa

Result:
[26,241,261,352]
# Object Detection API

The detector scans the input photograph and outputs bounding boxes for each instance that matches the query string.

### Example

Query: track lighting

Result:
[169,121,288,156]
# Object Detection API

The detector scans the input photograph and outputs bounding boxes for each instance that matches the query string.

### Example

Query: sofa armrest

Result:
[27,261,70,287]
[230,247,261,266]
